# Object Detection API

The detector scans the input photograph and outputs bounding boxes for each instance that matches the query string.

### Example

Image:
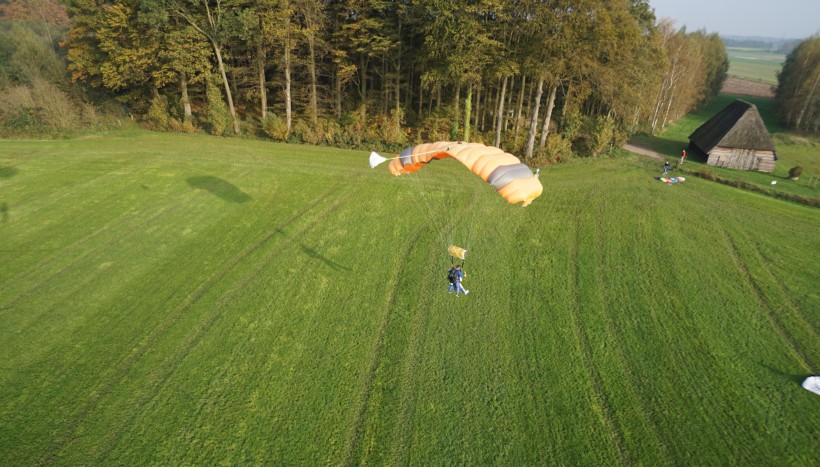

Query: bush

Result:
[416,111,452,142]
[573,116,626,157]
[532,133,573,165]
[290,119,322,145]
[0,78,92,136]
[178,120,197,133]
[262,113,289,141]
[559,108,583,140]
[788,166,803,180]
[204,74,230,136]
[371,108,406,149]
[320,119,344,146]
[144,95,172,131]
[697,166,718,181]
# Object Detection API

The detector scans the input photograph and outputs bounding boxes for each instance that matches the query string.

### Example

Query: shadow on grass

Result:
[275,227,350,272]
[187,175,251,203]
[1,202,8,222]
[761,363,807,386]
[301,244,351,272]
[0,166,19,179]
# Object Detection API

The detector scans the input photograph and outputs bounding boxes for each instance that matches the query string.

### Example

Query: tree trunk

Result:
[495,75,508,147]
[452,83,460,139]
[427,82,436,115]
[284,36,292,133]
[463,83,473,142]
[335,66,342,119]
[474,84,481,132]
[34,0,54,50]
[395,50,401,116]
[539,83,558,148]
[359,55,367,101]
[514,74,526,139]
[308,35,318,124]
[180,71,192,123]
[525,76,545,159]
[481,84,489,131]
[382,54,388,114]
[257,41,267,120]
[505,77,514,131]
[795,73,819,130]
[405,68,413,117]
[661,87,675,129]
[418,78,424,119]
[212,41,240,135]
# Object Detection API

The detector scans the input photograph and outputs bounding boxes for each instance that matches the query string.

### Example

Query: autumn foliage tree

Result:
[9,0,732,153]
[649,23,727,133]
[776,35,820,134]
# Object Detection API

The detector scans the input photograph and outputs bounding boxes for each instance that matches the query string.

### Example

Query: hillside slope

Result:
[0,133,817,464]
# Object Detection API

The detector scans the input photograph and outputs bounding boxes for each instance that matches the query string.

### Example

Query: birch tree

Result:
[776,35,820,133]
[170,0,241,134]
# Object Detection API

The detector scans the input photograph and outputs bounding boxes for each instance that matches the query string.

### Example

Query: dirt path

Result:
[622,143,667,161]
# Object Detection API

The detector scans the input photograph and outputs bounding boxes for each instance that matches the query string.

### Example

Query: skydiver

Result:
[447,266,457,293]
[453,265,469,297]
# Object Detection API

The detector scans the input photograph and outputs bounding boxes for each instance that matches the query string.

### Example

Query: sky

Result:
[649,0,819,39]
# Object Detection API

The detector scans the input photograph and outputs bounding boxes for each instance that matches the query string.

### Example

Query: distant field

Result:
[721,76,774,98]
[726,47,785,85]
[1,132,818,464]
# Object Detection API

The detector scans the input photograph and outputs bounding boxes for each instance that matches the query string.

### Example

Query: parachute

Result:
[448,245,467,260]
[375,141,543,207]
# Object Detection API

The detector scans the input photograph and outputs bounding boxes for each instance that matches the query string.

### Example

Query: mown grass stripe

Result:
[593,190,674,463]
[33,187,343,464]
[723,232,814,372]
[569,190,631,465]
[342,225,423,466]
[90,194,348,465]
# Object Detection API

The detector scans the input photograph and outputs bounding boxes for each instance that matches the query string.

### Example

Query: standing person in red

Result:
[680,148,687,165]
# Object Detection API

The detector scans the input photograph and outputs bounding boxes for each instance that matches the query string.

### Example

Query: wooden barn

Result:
[687,99,777,172]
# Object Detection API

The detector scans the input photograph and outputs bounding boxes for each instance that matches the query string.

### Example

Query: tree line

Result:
[776,35,820,134]
[3,0,736,156]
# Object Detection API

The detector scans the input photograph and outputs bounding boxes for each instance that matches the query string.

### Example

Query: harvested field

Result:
[722,76,775,98]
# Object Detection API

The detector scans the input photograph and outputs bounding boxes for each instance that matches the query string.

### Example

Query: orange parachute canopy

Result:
[383,141,543,207]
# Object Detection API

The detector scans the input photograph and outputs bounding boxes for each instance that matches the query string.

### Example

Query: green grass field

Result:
[1,131,818,464]
[726,48,785,85]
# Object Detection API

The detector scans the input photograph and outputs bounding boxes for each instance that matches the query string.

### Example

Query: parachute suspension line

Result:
[404,166,452,248]
[453,182,481,256]
[369,143,464,168]
[377,140,544,265]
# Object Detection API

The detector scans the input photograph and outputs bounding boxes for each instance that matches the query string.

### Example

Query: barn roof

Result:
[688,99,776,156]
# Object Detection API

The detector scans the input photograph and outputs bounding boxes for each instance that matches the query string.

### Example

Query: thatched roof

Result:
[688,100,776,156]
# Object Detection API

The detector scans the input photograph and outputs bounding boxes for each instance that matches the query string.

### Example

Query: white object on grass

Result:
[802,376,820,396]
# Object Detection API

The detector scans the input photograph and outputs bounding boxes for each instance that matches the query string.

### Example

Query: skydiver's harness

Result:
[448,254,465,284]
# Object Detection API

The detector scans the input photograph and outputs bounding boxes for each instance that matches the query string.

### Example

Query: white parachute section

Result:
[369,151,388,169]
[802,376,820,396]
